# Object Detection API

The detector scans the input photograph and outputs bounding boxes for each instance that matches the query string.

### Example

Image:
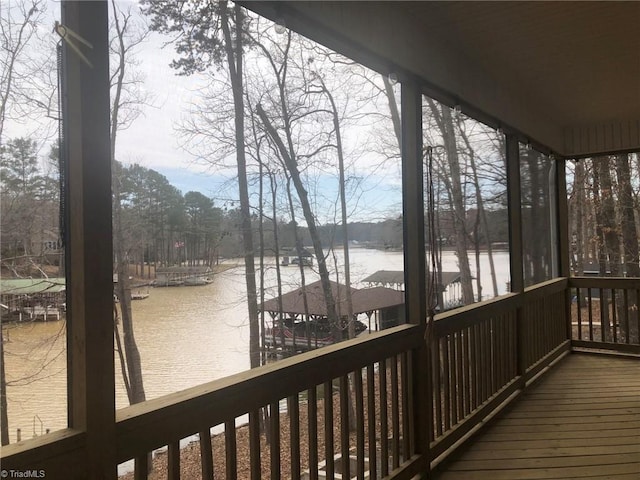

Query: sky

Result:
[4,0,405,222]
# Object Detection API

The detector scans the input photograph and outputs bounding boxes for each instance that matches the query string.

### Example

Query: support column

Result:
[62,2,116,478]
[506,135,524,294]
[401,81,430,473]
[555,159,573,340]
[505,135,526,382]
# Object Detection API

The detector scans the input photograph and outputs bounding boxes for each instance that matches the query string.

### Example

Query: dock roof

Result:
[0,278,66,295]
[362,270,461,288]
[259,280,404,317]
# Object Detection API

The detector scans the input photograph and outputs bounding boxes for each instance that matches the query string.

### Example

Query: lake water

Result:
[2,248,510,443]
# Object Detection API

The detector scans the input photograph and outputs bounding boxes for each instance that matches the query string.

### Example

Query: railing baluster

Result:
[379,360,388,477]
[611,289,618,343]
[270,401,281,480]
[454,331,463,423]
[471,323,479,412]
[340,375,350,480]
[134,454,148,480]
[496,315,504,388]
[199,430,214,480]
[588,288,594,341]
[224,420,236,480]
[308,387,318,480]
[510,311,517,378]
[449,335,457,423]
[624,289,630,344]
[390,356,400,469]
[502,312,512,385]
[168,440,180,480]
[248,411,261,480]
[400,352,410,461]
[490,317,497,395]
[432,338,442,437]
[366,365,377,480]
[600,287,607,342]
[482,320,491,401]
[355,368,365,480]
[636,288,640,343]
[441,337,451,431]
[537,299,543,362]
[462,326,471,417]
[576,286,582,340]
[289,395,301,480]
[324,380,335,480]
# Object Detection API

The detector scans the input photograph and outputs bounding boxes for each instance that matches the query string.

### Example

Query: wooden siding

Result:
[435,353,640,479]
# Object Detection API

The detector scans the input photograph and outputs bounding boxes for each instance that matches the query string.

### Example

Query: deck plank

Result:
[436,353,640,480]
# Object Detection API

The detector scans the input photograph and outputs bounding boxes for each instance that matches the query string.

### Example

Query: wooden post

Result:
[505,135,526,382]
[401,81,430,473]
[62,2,116,478]
[555,159,573,341]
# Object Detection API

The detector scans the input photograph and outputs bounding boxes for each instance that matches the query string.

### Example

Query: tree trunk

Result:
[615,154,639,342]
[597,157,621,340]
[221,4,260,370]
[382,75,401,148]
[574,161,585,274]
[427,101,474,304]
[110,7,147,405]
[285,177,310,350]
[114,191,146,404]
[256,104,340,333]
[458,126,499,298]
[324,82,357,431]
[270,171,285,357]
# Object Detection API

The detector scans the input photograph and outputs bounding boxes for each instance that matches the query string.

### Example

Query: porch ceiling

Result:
[241,1,640,158]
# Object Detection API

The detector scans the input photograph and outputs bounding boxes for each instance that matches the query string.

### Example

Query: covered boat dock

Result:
[259,280,405,353]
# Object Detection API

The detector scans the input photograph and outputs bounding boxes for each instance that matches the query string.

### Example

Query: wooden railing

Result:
[428,278,569,462]
[115,324,424,480]
[2,279,577,479]
[568,276,640,353]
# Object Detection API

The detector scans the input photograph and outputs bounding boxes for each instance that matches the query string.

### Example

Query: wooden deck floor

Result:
[436,353,640,480]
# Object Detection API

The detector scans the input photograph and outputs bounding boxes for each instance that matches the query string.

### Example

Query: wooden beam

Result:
[401,80,431,469]
[554,160,572,341]
[61,2,115,478]
[401,80,426,324]
[505,134,527,385]
[555,160,571,278]
[506,135,524,294]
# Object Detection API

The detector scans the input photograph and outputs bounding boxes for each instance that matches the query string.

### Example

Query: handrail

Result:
[0,429,87,476]
[433,292,520,337]
[116,323,422,462]
[523,277,567,300]
[569,276,640,289]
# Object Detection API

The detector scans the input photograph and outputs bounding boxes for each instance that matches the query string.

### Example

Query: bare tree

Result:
[143,0,262,371]
[425,100,475,304]
[0,0,48,143]
[456,119,499,299]
[109,0,150,406]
